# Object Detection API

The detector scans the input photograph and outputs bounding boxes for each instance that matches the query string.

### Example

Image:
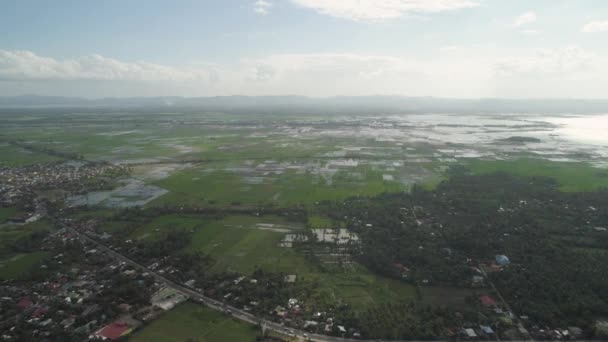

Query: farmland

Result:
[129,302,259,342]
[2,109,608,340]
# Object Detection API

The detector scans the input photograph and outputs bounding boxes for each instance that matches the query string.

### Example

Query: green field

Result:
[0,220,50,257]
[129,302,259,342]
[130,215,210,240]
[186,215,309,274]
[0,144,60,166]
[96,212,418,309]
[307,215,335,228]
[182,214,417,309]
[0,220,52,281]
[304,265,418,309]
[420,286,476,308]
[467,159,608,192]
[0,207,17,223]
[0,251,48,280]
[151,164,405,207]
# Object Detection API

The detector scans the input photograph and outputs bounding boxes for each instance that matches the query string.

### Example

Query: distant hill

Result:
[1,95,608,114]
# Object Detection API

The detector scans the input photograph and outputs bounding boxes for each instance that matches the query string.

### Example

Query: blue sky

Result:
[2,0,608,98]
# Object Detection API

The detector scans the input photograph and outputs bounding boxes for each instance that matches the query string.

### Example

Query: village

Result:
[0,121,607,341]
[0,161,130,209]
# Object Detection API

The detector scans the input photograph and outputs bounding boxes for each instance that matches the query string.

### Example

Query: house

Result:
[82,304,99,316]
[495,254,510,266]
[464,328,477,338]
[31,306,49,318]
[273,305,287,317]
[480,325,494,335]
[472,275,484,286]
[568,326,583,338]
[304,320,319,329]
[7,213,32,224]
[93,316,141,341]
[17,297,33,310]
[117,303,132,312]
[93,322,133,340]
[61,317,76,329]
[284,274,297,283]
[479,295,497,307]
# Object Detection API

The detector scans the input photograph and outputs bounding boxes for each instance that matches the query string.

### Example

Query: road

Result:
[62,222,374,342]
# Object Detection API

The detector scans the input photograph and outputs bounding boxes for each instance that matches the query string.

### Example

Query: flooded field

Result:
[66,178,168,208]
[2,111,607,206]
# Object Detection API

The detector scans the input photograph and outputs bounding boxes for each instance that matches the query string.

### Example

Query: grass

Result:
[130,215,210,241]
[151,165,406,208]
[0,220,51,258]
[307,215,334,228]
[183,214,417,309]
[420,286,476,308]
[0,207,17,223]
[0,144,60,166]
[0,251,48,280]
[466,158,608,192]
[304,265,418,309]
[129,302,259,342]
[186,215,309,275]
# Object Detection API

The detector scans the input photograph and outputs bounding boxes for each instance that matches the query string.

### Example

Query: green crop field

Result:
[0,251,48,280]
[151,164,406,207]
[307,215,335,228]
[0,207,17,223]
[182,214,417,309]
[130,215,210,240]
[0,220,51,258]
[186,215,310,275]
[303,265,418,309]
[129,302,259,342]
[467,159,608,192]
[0,144,60,166]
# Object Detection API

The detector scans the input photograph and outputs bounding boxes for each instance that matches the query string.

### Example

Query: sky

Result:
[1,0,608,98]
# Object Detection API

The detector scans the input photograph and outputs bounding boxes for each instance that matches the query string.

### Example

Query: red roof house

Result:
[17,297,33,310]
[479,295,497,307]
[31,306,49,318]
[93,322,132,340]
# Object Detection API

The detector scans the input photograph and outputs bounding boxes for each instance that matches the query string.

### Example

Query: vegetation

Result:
[129,302,259,342]
[466,158,608,192]
[321,170,608,331]
[0,207,17,223]
[0,251,49,280]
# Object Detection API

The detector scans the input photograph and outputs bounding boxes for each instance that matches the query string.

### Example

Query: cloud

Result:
[2,48,608,98]
[494,46,594,76]
[511,11,536,28]
[0,50,208,81]
[253,0,272,15]
[520,29,540,35]
[582,20,608,33]
[290,0,478,21]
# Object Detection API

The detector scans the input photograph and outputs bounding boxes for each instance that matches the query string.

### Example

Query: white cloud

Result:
[511,11,537,28]
[491,47,608,98]
[254,0,273,15]
[2,48,608,98]
[0,50,209,81]
[494,46,594,76]
[290,0,478,21]
[582,20,608,33]
[520,29,540,35]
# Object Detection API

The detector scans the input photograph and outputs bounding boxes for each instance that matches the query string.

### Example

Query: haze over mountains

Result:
[1,95,608,114]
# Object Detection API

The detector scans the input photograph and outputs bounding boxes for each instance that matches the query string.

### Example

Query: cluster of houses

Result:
[0,162,129,207]
[0,227,188,341]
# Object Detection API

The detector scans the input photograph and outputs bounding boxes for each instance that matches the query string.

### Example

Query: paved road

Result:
[62,223,371,342]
